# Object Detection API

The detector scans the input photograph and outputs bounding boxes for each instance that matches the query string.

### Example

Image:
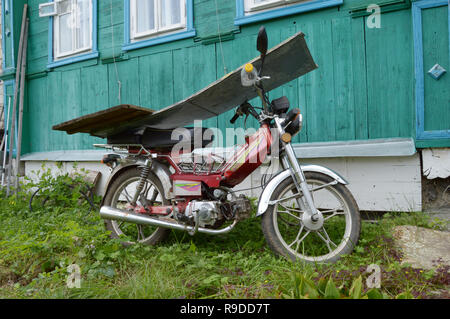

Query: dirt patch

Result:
[422,176,450,210]
[0,266,21,287]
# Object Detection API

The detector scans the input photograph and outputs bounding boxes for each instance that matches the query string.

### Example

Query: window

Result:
[54,0,93,59]
[41,0,98,68]
[123,0,196,51]
[130,0,186,40]
[235,0,343,26]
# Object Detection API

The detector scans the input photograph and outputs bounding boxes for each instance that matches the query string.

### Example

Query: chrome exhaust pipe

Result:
[100,206,237,235]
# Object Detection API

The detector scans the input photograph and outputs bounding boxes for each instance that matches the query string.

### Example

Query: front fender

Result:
[256,165,348,217]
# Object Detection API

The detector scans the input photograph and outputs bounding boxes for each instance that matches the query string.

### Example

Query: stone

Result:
[392,225,450,270]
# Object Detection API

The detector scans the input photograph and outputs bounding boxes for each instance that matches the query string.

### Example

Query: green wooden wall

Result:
[4,0,428,154]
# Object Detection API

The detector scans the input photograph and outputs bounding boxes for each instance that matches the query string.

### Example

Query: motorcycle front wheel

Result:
[261,172,361,264]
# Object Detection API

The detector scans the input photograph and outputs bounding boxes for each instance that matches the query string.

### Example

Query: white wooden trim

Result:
[39,2,57,17]
[422,148,450,179]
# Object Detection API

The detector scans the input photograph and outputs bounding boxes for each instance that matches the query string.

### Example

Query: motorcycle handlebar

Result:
[230,113,240,124]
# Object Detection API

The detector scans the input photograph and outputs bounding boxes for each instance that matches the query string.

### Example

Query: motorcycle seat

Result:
[107,127,214,150]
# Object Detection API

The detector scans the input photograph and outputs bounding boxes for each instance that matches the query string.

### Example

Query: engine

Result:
[185,201,220,227]
[184,195,252,228]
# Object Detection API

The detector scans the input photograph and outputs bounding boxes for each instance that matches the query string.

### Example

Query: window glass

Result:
[77,0,91,50]
[55,0,92,59]
[136,0,156,33]
[131,0,186,40]
[59,13,73,54]
[58,0,72,14]
[161,0,182,28]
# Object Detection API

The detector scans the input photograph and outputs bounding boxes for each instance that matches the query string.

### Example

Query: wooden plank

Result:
[98,0,124,29]
[98,23,124,59]
[27,30,48,59]
[107,58,140,106]
[173,44,218,130]
[365,11,414,139]
[47,71,64,151]
[194,0,237,39]
[60,69,83,150]
[138,51,175,111]
[81,65,110,114]
[52,105,155,136]
[304,19,336,142]
[28,2,49,36]
[15,18,29,183]
[422,5,450,132]
[7,4,28,195]
[27,77,48,153]
[85,31,316,137]
[332,17,356,141]
[351,17,369,140]
[81,64,110,147]
[295,20,310,144]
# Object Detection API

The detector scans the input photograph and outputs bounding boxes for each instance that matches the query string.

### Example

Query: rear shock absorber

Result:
[131,159,152,205]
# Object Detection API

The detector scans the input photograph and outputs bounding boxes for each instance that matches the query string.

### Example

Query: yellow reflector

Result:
[245,63,254,73]
[281,133,292,143]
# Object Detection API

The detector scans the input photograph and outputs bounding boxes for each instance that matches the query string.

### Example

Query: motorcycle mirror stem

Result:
[255,26,271,112]
[256,26,268,76]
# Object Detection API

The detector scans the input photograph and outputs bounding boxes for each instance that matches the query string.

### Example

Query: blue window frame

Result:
[1,0,15,73]
[412,0,450,140]
[47,0,99,69]
[235,0,343,26]
[123,0,196,52]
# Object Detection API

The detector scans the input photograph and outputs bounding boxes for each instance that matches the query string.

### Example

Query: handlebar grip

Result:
[230,113,239,124]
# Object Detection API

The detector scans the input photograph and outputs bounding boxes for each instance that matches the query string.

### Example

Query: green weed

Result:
[0,171,448,299]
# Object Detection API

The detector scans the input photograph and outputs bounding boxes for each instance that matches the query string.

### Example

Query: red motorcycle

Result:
[56,27,361,263]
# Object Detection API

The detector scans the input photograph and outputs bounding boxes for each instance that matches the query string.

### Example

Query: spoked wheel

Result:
[103,167,171,246]
[261,172,361,264]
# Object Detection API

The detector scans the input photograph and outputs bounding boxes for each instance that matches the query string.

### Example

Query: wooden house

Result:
[1,0,449,211]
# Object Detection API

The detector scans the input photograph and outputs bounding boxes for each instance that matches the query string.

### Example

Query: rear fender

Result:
[256,165,348,217]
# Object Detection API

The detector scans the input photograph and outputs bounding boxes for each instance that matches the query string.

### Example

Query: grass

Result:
[0,170,449,299]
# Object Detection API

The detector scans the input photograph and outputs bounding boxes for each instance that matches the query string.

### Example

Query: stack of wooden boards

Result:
[53,31,317,139]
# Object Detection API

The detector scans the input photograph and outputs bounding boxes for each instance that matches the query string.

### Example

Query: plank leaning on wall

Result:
[6,4,28,196]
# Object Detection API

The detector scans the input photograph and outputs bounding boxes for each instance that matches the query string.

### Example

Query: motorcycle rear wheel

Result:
[103,167,171,246]
[261,172,361,264]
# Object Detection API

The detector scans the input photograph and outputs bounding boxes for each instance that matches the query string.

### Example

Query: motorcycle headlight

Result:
[283,108,302,137]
